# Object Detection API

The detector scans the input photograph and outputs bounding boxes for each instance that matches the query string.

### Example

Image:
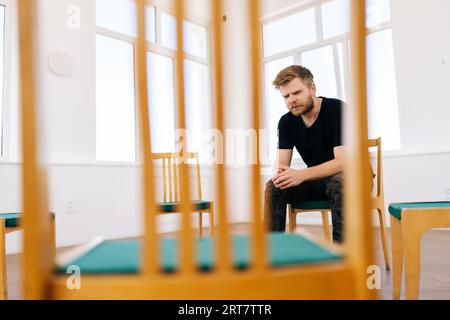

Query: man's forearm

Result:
[302,159,344,181]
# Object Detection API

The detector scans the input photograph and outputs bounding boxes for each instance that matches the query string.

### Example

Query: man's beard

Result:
[290,98,314,116]
[301,100,314,115]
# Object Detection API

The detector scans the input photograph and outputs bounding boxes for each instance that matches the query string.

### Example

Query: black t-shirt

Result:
[277,97,343,167]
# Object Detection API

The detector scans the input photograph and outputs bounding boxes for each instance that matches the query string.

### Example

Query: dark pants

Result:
[264,173,344,243]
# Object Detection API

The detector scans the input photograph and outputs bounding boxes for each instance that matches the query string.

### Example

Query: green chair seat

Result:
[158,200,211,213]
[388,201,450,220]
[291,201,331,210]
[0,213,21,228]
[0,212,55,228]
[56,233,342,274]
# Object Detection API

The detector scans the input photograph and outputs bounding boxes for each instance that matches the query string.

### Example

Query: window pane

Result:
[0,6,4,156]
[161,11,177,50]
[147,52,175,153]
[96,0,156,42]
[366,29,401,150]
[96,35,136,162]
[263,9,316,57]
[184,59,211,159]
[161,13,207,58]
[321,0,350,39]
[366,0,391,28]
[264,56,294,160]
[183,20,207,59]
[145,6,156,43]
[322,0,390,38]
[96,0,136,36]
[302,45,338,98]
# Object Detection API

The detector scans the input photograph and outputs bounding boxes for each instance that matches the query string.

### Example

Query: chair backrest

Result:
[151,152,202,202]
[20,0,376,300]
[368,137,384,199]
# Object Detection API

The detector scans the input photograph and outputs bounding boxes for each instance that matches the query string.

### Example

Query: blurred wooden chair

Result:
[389,202,450,299]
[288,137,390,270]
[0,213,55,299]
[18,0,377,300]
[152,152,214,237]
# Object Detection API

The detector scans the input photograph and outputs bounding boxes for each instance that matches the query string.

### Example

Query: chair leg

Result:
[288,205,296,232]
[390,215,403,300]
[209,202,215,237]
[0,221,7,300]
[377,208,391,271]
[403,228,422,300]
[198,212,203,238]
[320,211,332,243]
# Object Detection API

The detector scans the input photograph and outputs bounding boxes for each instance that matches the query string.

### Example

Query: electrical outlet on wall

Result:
[67,201,75,214]
[444,186,450,199]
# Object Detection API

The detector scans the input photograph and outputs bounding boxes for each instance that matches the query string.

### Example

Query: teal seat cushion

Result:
[292,201,331,210]
[0,213,21,228]
[158,200,211,213]
[389,201,450,220]
[56,233,342,274]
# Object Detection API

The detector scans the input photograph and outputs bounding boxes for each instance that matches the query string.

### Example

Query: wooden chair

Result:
[288,137,390,270]
[152,152,214,237]
[19,0,377,300]
[389,202,450,299]
[0,213,55,299]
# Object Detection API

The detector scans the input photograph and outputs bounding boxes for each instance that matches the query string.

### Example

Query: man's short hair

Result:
[272,65,314,89]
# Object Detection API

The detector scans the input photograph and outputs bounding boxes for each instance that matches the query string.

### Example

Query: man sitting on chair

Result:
[264,65,346,243]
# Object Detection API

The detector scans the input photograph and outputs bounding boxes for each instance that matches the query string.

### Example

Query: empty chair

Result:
[0,213,55,299]
[19,0,377,300]
[389,201,450,299]
[152,152,214,237]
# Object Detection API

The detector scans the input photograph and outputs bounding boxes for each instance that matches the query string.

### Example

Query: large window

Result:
[263,8,316,57]
[262,0,400,164]
[95,0,211,162]
[95,0,156,42]
[184,58,211,162]
[147,52,175,153]
[95,34,136,162]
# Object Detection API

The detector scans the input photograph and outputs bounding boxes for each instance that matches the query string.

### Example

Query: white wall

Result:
[38,0,96,163]
[2,0,450,254]
[2,162,217,254]
[390,0,450,153]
